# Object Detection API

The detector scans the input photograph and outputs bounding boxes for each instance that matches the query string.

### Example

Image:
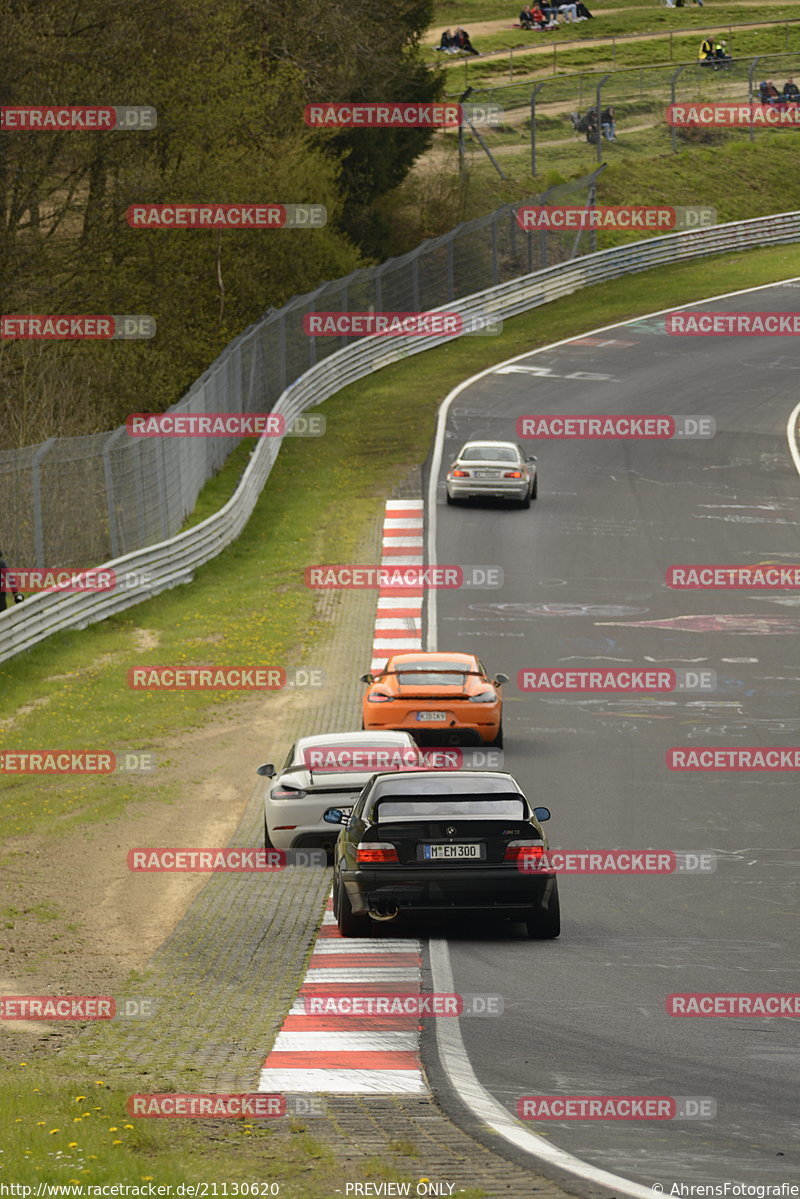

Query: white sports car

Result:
[257,730,420,854]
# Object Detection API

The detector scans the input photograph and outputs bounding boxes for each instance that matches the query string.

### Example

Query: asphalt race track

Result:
[425,282,800,1190]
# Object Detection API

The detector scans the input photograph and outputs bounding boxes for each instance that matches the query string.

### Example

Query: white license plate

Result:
[473,470,496,478]
[423,843,482,860]
[416,711,447,722]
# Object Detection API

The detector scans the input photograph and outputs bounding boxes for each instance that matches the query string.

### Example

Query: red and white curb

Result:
[259,898,426,1094]
[371,498,424,673]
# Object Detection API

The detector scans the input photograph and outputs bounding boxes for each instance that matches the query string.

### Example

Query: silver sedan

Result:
[446,440,537,508]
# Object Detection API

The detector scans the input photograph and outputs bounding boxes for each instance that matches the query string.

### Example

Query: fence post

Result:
[31,438,55,567]
[595,74,609,164]
[748,57,761,143]
[530,81,547,176]
[669,64,688,153]
[277,310,287,394]
[102,427,127,560]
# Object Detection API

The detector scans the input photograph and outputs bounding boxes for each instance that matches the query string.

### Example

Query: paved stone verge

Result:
[72,481,576,1199]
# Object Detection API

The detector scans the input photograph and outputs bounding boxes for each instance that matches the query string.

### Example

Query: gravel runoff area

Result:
[71,472,577,1199]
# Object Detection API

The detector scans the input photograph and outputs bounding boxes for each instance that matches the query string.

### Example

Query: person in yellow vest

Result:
[699,37,714,62]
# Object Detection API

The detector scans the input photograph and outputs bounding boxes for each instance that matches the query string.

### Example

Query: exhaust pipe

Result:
[368,904,399,921]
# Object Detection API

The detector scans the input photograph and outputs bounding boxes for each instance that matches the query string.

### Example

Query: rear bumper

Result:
[363,710,500,745]
[342,864,557,915]
[447,479,529,500]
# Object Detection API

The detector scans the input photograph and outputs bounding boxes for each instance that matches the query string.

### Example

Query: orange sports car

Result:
[360,652,508,747]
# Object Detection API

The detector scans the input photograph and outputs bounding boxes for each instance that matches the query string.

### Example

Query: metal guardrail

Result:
[2,210,799,664]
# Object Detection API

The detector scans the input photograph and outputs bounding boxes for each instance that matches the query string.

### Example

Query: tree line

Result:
[0,0,439,447]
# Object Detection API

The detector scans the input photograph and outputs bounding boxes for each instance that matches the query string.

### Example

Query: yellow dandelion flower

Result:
[123,1124,133,1129]
[68,1142,78,1148]
[108,1126,118,1131]
[48,1128,60,1134]
[112,1140,122,1145]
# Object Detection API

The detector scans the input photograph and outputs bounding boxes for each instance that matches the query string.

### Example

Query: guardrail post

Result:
[31,438,55,567]
[669,64,688,153]
[748,57,762,143]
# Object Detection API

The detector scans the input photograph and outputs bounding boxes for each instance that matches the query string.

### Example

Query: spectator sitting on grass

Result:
[520,5,536,27]
[576,2,594,16]
[435,29,456,51]
[783,78,800,102]
[533,3,558,26]
[698,37,714,62]
[714,40,730,60]
[557,2,580,21]
[454,26,480,54]
[759,80,780,104]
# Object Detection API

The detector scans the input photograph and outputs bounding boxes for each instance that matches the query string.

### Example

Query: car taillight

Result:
[271,786,307,799]
[451,469,470,477]
[505,841,545,868]
[503,470,523,478]
[367,692,392,703]
[357,842,399,864]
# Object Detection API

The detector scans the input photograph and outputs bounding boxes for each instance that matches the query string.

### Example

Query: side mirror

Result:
[256,763,275,778]
[526,455,538,462]
[533,806,551,822]
[323,807,351,825]
[359,673,374,684]
[494,673,509,686]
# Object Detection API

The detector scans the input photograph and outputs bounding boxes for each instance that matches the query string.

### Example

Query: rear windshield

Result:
[374,797,526,821]
[386,659,476,686]
[460,445,519,463]
[373,775,518,797]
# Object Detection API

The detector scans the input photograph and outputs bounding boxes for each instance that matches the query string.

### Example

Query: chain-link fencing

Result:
[0,170,604,572]
[441,51,800,177]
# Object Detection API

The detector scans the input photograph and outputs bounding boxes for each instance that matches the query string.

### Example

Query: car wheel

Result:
[446,492,457,505]
[519,491,531,509]
[531,476,538,500]
[336,876,367,937]
[526,885,560,940]
[490,721,504,749]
